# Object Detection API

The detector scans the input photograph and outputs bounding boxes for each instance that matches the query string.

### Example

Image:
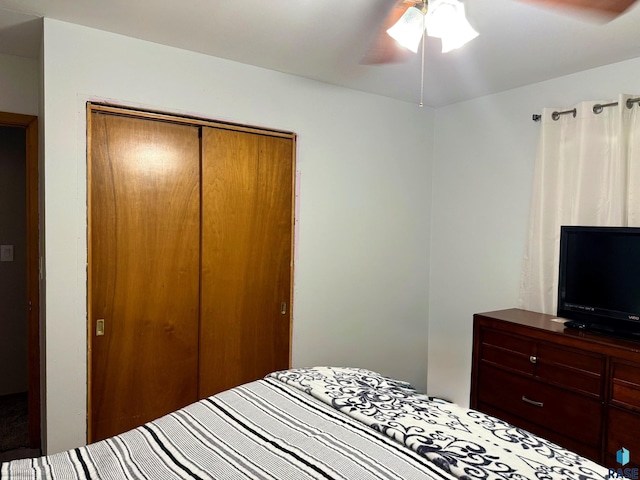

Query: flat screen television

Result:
[558,225,640,338]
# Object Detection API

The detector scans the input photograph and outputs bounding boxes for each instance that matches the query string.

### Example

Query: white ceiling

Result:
[0,0,639,107]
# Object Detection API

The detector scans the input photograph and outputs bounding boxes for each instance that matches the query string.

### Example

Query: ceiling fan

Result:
[363,0,638,64]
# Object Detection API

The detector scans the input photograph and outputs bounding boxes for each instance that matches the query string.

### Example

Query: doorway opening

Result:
[0,112,40,461]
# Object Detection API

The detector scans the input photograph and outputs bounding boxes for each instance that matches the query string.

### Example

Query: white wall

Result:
[0,53,39,115]
[428,56,640,406]
[42,18,434,453]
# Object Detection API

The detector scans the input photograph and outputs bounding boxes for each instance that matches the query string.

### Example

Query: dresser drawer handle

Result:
[522,395,544,408]
[529,355,537,364]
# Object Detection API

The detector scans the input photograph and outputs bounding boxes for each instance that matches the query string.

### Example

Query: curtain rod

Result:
[532,96,640,122]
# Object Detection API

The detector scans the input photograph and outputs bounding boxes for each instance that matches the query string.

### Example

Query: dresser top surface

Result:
[475,308,640,354]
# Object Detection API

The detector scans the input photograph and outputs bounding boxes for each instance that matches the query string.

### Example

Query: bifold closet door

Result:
[89,111,201,442]
[199,127,293,398]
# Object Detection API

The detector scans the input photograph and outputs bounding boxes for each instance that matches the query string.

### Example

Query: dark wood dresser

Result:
[471,308,640,467]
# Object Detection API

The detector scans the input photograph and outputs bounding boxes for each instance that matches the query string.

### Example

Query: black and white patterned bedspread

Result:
[1,375,455,479]
[1,367,609,480]
[270,367,608,480]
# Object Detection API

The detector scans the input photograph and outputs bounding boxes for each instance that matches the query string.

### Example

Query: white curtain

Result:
[519,94,640,314]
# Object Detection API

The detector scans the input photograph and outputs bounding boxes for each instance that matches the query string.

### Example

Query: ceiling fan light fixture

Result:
[425,0,452,38]
[440,27,478,52]
[439,8,479,51]
[386,5,427,53]
[426,0,478,52]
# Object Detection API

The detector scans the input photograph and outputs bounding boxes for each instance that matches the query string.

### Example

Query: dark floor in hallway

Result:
[0,392,38,463]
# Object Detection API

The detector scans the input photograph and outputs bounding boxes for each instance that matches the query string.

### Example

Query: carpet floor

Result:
[0,392,29,453]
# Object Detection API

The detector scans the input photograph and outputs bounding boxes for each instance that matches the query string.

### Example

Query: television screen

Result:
[558,226,640,336]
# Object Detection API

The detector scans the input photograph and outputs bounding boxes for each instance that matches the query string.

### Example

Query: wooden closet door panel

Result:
[200,128,293,397]
[89,112,200,442]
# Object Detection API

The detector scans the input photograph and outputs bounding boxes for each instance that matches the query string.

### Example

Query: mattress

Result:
[1,367,608,479]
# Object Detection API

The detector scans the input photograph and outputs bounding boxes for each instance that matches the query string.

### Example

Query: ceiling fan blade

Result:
[362,0,417,65]
[520,0,637,17]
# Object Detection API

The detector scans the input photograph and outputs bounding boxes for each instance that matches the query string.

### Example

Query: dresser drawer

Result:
[611,361,640,412]
[536,343,604,398]
[479,328,535,376]
[478,364,602,447]
[607,406,640,463]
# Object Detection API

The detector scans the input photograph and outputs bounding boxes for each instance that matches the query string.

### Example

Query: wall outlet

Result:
[0,245,14,262]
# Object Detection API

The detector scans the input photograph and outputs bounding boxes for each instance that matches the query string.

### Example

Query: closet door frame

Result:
[86,103,295,442]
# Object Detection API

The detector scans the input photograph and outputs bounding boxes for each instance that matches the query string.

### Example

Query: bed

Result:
[1,367,607,479]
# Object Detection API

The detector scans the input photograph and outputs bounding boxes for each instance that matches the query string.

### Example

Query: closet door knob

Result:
[529,355,537,364]
[281,302,287,315]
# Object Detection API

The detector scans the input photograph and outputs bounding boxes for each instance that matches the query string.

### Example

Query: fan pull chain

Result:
[419,11,426,107]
